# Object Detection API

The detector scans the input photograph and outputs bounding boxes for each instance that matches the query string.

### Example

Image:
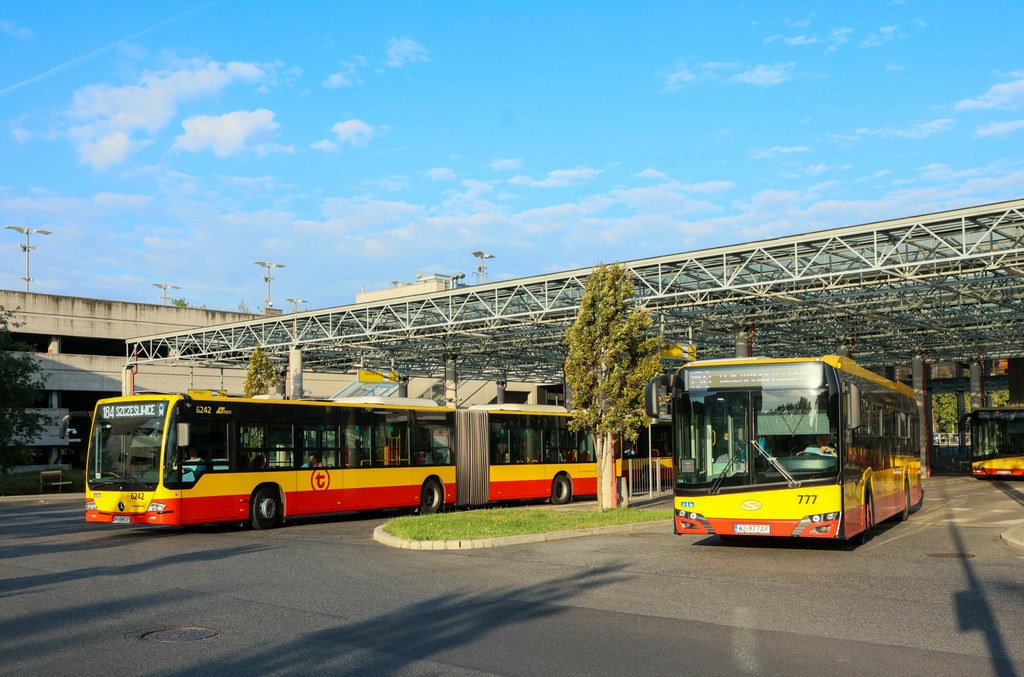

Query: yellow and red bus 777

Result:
[645,355,923,544]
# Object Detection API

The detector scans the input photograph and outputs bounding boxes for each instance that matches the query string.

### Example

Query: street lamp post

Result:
[285,297,308,313]
[470,250,495,284]
[152,283,181,305]
[254,261,285,308]
[5,226,52,292]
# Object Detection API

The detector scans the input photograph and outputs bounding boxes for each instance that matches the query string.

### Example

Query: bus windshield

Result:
[675,365,840,489]
[970,410,1024,460]
[87,400,170,490]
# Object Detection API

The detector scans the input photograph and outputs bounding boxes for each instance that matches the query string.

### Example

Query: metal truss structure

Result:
[129,198,1024,382]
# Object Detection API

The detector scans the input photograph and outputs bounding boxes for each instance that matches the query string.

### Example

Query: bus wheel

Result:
[250,487,280,530]
[854,494,873,545]
[897,481,911,522]
[551,475,572,505]
[419,479,443,515]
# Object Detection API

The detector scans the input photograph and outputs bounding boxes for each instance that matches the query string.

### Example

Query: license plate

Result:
[997,470,1011,475]
[733,523,770,535]
[112,515,131,524]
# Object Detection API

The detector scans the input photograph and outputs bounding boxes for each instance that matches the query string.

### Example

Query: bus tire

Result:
[551,475,572,505]
[897,480,911,522]
[250,486,280,530]
[419,479,444,515]
[854,493,873,545]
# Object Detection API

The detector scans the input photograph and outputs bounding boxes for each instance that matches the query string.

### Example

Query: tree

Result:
[564,264,662,509]
[0,307,47,471]
[244,346,279,398]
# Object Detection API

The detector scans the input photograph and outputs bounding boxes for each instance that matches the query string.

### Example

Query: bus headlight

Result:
[147,502,168,513]
[85,500,96,510]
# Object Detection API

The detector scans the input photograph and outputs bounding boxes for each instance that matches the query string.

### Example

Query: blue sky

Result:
[2,1,1023,312]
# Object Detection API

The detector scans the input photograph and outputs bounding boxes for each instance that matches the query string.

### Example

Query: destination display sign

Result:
[99,401,167,420]
[685,362,824,391]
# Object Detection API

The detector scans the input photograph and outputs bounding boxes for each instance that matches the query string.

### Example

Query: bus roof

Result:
[468,403,570,415]
[682,354,915,398]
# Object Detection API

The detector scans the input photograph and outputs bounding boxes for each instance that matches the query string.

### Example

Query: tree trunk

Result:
[596,432,618,510]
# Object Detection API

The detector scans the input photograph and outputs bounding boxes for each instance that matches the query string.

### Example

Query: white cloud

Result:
[0,19,33,40]
[310,139,338,152]
[783,35,819,47]
[427,167,457,181]
[861,25,903,48]
[331,119,374,147]
[66,58,268,169]
[508,167,602,188]
[323,72,354,89]
[955,76,1024,112]
[635,168,667,179]
[385,38,429,67]
[731,62,795,86]
[842,118,955,141]
[10,127,32,143]
[322,58,366,89]
[975,119,1024,138]
[663,63,698,91]
[173,109,279,157]
[490,158,523,171]
[824,27,853,54]
[315,196,420,231]
[751,145,811,159]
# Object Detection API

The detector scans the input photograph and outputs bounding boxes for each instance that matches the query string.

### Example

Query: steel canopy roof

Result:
[129,197,1024,382]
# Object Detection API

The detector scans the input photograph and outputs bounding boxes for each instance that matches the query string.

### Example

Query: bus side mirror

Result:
[59,414,71,439]
[177,422,191,448]
[645,375,668,418]
[847,383,862,430]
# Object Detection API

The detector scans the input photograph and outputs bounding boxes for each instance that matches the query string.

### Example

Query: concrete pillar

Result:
[1008,358,1024,405]
[970,361,985,410]
[496,380,507,404]
[444,356,458,407]
[912,355,930,478]
[735,329,750,358]
[121,365,135,397]
[397,376,409,398]
[288,347,303,399]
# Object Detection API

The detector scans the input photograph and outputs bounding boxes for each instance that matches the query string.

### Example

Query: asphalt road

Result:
[1,476,1022,676]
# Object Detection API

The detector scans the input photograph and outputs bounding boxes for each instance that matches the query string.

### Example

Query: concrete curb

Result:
[372,519,670,550]
[0,492,85,507]
[1000,526,1024,552]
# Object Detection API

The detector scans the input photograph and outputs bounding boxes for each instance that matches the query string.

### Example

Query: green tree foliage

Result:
[0,307,46,471]
[933,390,1012,433]
[244,346,279,398]
[564,264,663,509]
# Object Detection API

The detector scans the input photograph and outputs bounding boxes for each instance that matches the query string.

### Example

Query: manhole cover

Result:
[927,553,976,559]
[139,627,219,642]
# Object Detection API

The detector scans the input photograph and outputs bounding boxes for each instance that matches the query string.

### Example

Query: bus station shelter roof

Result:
[128,197,1024,383]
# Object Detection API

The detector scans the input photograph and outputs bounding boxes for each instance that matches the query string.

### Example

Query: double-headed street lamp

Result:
[254,261,285,308]
[5,225,51,292]
[470,250,495,284]
[152,282,180,305]
[285,297,308,313]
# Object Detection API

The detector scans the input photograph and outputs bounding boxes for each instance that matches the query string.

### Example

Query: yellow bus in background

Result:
[964,407,1024,479]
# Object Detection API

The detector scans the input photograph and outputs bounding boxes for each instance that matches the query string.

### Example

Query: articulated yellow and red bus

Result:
[965,407,1024,478]
[84,394,597,529]
[646,355,923,543]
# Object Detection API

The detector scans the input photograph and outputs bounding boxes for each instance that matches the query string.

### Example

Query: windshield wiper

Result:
[710,453,740,495]
[751,439,801,488]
